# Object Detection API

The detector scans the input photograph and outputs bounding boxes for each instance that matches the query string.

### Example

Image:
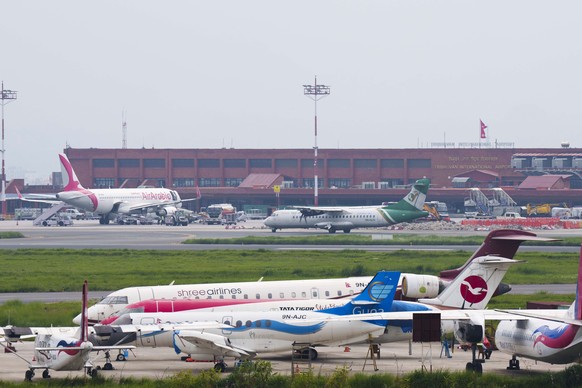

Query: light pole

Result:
[1,82,17,218]
[303,77,330,206]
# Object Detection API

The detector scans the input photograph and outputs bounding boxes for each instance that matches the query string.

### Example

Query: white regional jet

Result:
[46,153,196,224]
[263,178,430,233]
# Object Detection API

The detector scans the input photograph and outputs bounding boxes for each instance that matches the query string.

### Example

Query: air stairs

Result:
[33,202,68,226]
[490,188,521,216]
[464,188,490,215]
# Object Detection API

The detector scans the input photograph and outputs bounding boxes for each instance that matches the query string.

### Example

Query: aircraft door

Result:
[310,288,319,299]
[139,317,157,346]
[222,316,233,335]
[137,287,155,302]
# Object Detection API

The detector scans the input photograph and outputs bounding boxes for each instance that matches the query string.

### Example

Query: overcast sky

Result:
[2,1,581,183]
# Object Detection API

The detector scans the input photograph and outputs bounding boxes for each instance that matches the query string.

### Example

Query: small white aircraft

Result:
[263,178,429,233]
[0,281,132,381]
[493,244,582,370]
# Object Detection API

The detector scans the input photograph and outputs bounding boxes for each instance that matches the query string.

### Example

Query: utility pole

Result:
[303,77,330,206]
[1,82,17,218]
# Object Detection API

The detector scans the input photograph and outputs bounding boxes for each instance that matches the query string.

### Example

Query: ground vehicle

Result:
[164,210,189,226]
[15,208,42,220]
[40,215,73,227]
[422,201,450,221]
[525,203,567,217]
[497,212,523,219]
[61,208,85,220]
[203,204,236,225]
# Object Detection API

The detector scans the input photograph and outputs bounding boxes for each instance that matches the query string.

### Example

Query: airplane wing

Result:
[119,199,194,213]
[494,309,582,326]
[289,206,348,217]
[175,330,256,358]
[292,309,529,324]
[14,187,60,204]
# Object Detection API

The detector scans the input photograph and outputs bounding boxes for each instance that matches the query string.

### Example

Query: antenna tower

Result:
[122,110,127,149]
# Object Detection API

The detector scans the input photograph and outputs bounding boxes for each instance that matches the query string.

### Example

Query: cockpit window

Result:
[98,296,129,305]
[171,191,178,201]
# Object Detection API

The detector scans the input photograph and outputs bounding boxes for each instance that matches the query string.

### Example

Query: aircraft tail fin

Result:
[318,271,400,316]
[439,230,558,281]
[420,255,520,310]
[383,178,430,213]
[59,153,85,191]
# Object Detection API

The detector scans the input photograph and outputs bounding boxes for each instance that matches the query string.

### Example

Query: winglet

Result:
[59,153,85,191]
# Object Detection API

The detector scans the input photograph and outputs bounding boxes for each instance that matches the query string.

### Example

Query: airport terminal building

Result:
[56,147,582,213]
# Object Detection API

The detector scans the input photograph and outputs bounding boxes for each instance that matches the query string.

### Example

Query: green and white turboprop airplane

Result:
[264,178,430,233]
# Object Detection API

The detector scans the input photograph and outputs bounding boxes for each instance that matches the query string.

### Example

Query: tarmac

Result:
[0,340,573,382]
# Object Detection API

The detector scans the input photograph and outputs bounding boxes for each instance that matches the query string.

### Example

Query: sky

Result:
[2,1,581,183]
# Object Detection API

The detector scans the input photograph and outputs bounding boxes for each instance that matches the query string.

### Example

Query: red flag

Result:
[480,119,487,139]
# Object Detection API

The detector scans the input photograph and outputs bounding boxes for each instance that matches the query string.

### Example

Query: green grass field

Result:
[183,233,582,246]
[0,248,578,292]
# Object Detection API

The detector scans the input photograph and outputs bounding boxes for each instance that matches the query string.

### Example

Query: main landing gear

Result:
[295,347,318,360]
[465,343,484,374]
[213,361,227,372]
[507,355,521,370]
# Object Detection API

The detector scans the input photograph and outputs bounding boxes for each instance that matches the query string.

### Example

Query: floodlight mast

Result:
[303,76,330,206]
[0,82,17,218]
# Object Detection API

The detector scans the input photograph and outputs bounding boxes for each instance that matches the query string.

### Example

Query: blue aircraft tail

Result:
[318,271,400,317]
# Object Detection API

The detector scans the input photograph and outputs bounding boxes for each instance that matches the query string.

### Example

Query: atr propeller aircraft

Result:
[263,178,430,233]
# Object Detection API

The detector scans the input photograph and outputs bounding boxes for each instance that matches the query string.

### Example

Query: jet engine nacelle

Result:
[401,274,440,298]
[453,313,485,344]
[156,206,177,217]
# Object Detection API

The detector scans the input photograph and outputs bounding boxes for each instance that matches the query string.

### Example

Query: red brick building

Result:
[54,147,582,213]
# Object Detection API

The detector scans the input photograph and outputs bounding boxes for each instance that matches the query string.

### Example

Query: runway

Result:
[0,220,580,252]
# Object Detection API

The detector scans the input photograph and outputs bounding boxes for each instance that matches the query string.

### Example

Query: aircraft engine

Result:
[156,206,177,217]
[453,313,485,344]
[401,274,440,298]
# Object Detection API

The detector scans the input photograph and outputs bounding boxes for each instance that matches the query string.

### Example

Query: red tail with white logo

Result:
[59,153,85,192]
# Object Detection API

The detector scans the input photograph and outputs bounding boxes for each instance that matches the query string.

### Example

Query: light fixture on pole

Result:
[0,82,17,218]
[303,76,330,206]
